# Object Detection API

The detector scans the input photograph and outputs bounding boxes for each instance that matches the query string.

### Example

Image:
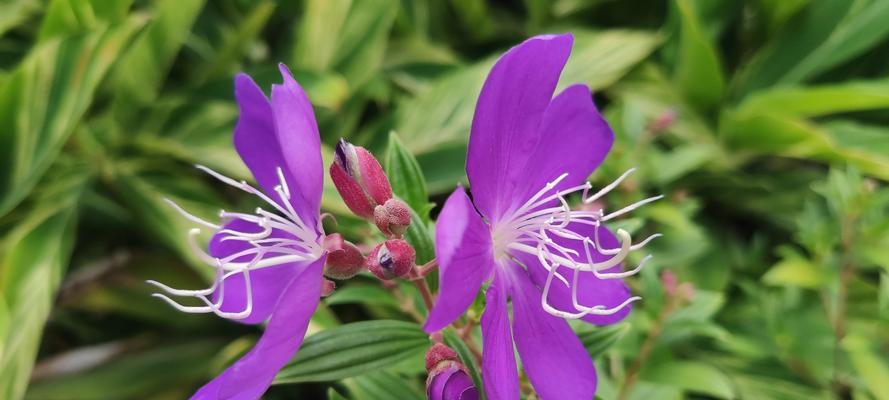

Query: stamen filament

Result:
[151,165,323,321]
[492,167,661,319]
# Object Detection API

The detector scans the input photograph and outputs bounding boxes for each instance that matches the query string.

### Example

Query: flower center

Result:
[147,165,324,321]
[491,168,662,319]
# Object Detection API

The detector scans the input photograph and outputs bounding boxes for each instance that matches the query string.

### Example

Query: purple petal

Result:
[427,366,478,400]
[270,64,323,224]
[443,370,478,400]
[517,223,633,325]
[423,187,494,333]
[428,368,459,400]
[191,259,325,400]
[480,278,519,400]
[207,219,306,325]
[509,269,596,399]
[518,84,614,205]
[459,386,480,400]
[466,34,573,222]
[232,68,322,228]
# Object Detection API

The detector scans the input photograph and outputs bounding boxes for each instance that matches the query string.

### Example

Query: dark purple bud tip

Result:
[333,138,352,174]
[374,198,412,237]
[322,234,365,280]
[329,139,393,219]
[366,239,415,280]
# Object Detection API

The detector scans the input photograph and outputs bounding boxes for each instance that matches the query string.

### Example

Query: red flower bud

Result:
[322,234,365,280]
[366,239,415,280]
[425,343,459,372]
[330,139,393,219]
[374,198,412,237]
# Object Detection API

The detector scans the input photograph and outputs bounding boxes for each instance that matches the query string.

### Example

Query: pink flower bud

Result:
[366,239,415,280]
[374,198,412,237]
[425,343,459,372]
[425,344,478,400]
[322,234,365,280]
[661,269,678,296]
[321,279,336,297]
[330,139,393,219]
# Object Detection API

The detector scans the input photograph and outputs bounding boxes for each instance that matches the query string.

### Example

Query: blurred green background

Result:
[1,0,888,399]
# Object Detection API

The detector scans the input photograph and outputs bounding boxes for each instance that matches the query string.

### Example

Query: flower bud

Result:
[425,343,459,371]
[425,344,479,400]
[322,234,365,280]
[374,198,412,237]
[366,239,415,280]
[330,138,393,219]
[321,279,336,297]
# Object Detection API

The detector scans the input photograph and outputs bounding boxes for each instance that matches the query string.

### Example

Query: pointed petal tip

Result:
[278,62,295,80]
[522,32,574,50]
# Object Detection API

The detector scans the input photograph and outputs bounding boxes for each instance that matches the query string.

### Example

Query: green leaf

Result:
[643,361,736,399]
[385,131,430,217]
[274,320,429,384]
[763,247,825,289]
[325,284,398,308]
[576,323,630,359]
[112,167,224,274]
[24,340,222,400]
[0,168,88,400]
[403,208,435,264]
[193,0,276,83]
[734,79,889,117]
[736,0,889,93]
[557,30,662,93]
[111,0,205,107]
[723,112,889,180]
[328,387,350,400]
[673,0,725,109]
[843,335,889,400]
[759,0,810,32]
[38,0,133,41]
[0,18,141,216]
[0,0,40,38]
[343,370,425,400]
[443,329,483,394]
[292,0,398,89]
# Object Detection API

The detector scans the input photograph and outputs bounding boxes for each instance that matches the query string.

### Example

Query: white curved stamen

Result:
[164,198,221,230]
[538,244,641,319]
[149,165,323,321]
[492,168,661,319]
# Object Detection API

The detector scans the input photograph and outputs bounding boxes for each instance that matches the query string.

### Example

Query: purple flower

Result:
[149,64,327,399]
[423,34,660,399]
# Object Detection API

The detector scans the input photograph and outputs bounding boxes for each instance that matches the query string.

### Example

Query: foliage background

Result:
[1,0,888,399]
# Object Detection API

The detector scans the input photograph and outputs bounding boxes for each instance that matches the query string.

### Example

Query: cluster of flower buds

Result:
[330,139,412,237]
[424,343,478,400]
[329,139,417,281]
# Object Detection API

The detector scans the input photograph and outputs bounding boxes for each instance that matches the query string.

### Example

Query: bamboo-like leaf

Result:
[0,167,89,400]
[111,0,205,107]
[292,0,398,89]
[274,320,429,384]
[0,17,141,216]
[673,0,725,109]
